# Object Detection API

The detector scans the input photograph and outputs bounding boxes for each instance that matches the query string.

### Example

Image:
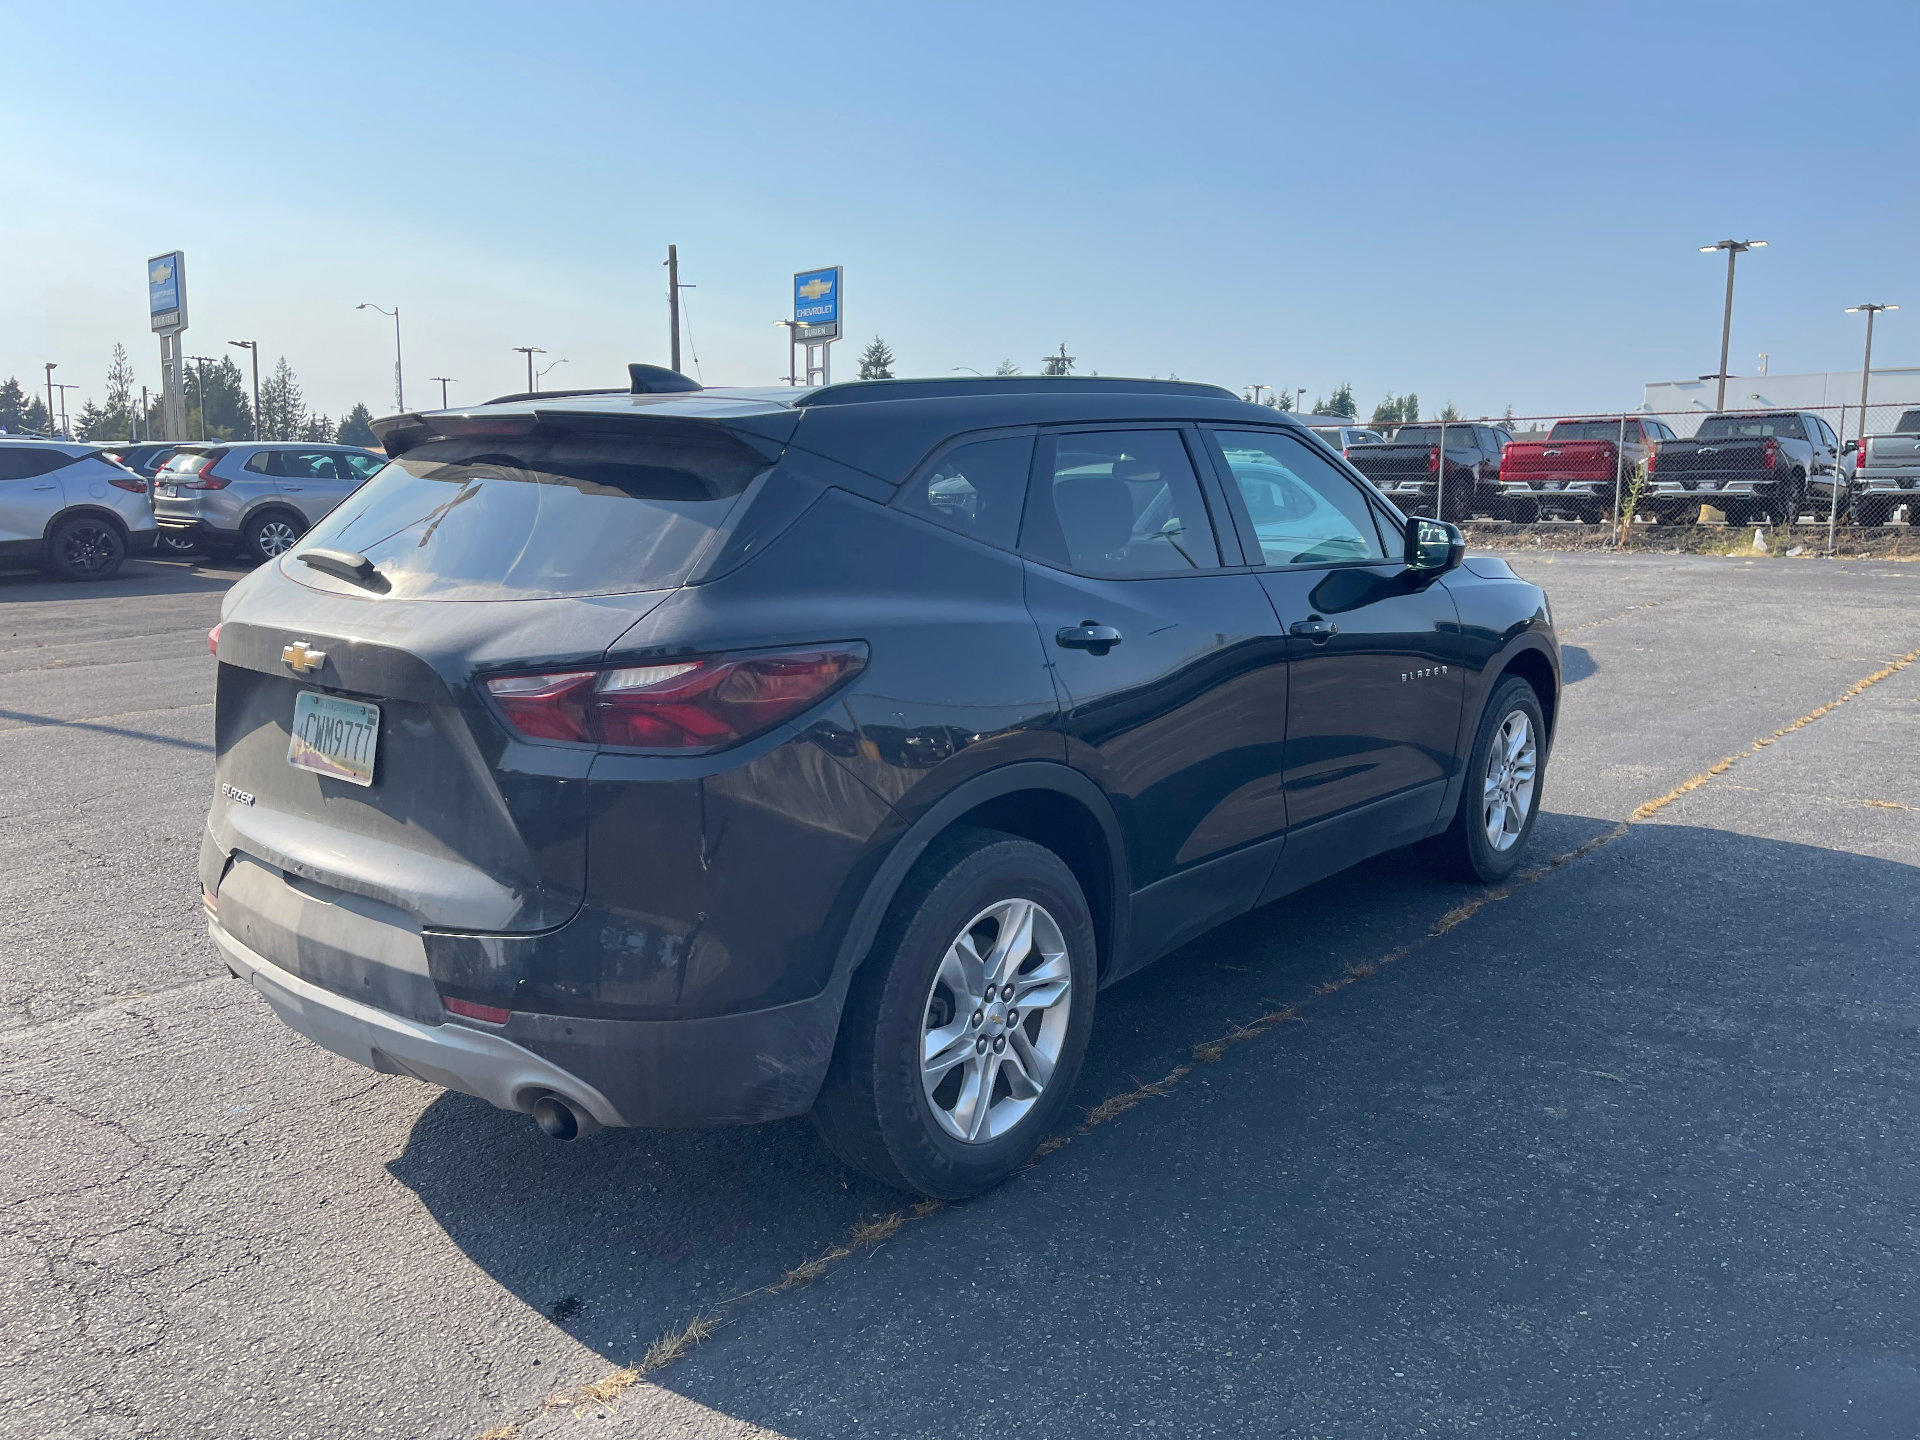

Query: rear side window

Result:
[0,447,78,480]
[341,452,384,480]
[895,434,1032,548]
[244,451,276,474]
[292,429,774,601]
[1023,429,1220,576]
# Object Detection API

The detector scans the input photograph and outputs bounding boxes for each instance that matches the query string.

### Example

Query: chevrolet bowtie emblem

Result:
[282,640,326,675]
[798,278,833,300]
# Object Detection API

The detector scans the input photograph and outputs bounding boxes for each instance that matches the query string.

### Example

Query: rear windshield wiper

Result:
[298,547,391,593]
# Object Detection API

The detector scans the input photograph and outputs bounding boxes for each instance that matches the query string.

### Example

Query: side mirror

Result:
[1842,439,1859,454]
[1404,515,1465,573]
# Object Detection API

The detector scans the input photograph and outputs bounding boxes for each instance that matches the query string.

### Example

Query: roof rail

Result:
[797,375,1239,407]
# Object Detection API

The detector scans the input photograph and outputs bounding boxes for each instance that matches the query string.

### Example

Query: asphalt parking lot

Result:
[4,550,1918,1440]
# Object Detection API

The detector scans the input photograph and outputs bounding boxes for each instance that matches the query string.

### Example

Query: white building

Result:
[1644,367,1920,421]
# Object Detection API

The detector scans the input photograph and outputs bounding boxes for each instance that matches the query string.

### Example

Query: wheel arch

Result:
[42,504,132,546]
[832,762,1131,990]
[1497,642,1559,747]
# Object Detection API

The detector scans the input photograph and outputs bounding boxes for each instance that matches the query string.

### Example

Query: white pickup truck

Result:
[1853,408,1920,524]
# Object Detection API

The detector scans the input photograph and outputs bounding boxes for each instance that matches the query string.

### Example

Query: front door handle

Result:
[1056,621,1122,653]
[1290,618,1339,643]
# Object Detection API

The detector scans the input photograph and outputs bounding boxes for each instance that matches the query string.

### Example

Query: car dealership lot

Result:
[3,552,1918,1439]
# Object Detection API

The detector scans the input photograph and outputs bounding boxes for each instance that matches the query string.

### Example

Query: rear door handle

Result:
[32,483,56,491]
[1290,618,1339,642]
[1055,622,1122,652]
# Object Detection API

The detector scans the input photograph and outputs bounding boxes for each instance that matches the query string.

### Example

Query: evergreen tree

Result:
[76,400,107,438]
[0,377,27,432]
[1501,405,1516,427]
[302,414,336,443]
[994,359,1021,376]
[857,335,895,380]
[1313,382,1357,418]
[338,402,377,447]
[258,357,305,441]
[1041,344,1076,377]
[1276,389,1295,411]
[22,397,51,433]
[83,344,140,441]
[1438,401,1461,422]
[1402,392,1419,423]
[183,356,255,440]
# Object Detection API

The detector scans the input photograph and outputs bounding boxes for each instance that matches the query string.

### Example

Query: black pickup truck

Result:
[1645,411,1840,524]
[1345,422,1510,521]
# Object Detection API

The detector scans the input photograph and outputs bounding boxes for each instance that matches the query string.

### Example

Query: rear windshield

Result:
[1694,415,1804,440]
[290,429,774,601]
[1391,426,1463,444]
[1550,421,1632,440]
[159,448,222,473]
[1897,411,1920,434]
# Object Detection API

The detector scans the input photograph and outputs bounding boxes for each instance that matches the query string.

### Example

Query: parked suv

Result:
[152,442,385,562]
[0,439,157,579]
[202,371,1559,1197]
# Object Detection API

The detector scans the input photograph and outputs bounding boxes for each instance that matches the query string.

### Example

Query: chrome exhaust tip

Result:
[531,1094,594,1141]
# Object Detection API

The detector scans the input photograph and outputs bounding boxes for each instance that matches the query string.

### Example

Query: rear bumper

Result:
[212,916,848,1129]
[1856,474,1920,493]
[157,517,239,540]
[1501,480,1608,498]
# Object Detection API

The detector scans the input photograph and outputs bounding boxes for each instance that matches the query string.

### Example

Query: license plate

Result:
[287,691,380,787]
[161,485,178,498]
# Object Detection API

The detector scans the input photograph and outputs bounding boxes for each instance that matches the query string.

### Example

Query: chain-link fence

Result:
[1323,400,1920,543]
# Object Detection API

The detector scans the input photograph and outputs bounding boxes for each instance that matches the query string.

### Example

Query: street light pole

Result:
[1844,303,1897,426]
[1698,239,1766,412]
[228,340,260,440]
[429,377,455,408]
[53,382,80,439]
[356,304,404,412]
[1295,387,1307,413]
[186,357,216,439]
[43,363,56,434]
[535,359,569,392]
[666,244,682,374]
[512,347,545,391]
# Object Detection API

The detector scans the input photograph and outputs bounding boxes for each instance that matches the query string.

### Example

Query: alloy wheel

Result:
[1481,709,1537,852]
[60,523,120,576]
[919,897,1073,1144]
[255,519,300,557]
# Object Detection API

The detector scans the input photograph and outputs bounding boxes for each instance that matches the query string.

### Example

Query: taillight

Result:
[484,644,868,753]
[1427,446,1440,473]
[207,623,222,655]
[1761,437,1778,470]
[109,476,146,493]
[181,459,229,490]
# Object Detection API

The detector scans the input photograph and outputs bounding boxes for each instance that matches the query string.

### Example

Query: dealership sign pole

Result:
[148,251,189,441]
[793,267,842,386]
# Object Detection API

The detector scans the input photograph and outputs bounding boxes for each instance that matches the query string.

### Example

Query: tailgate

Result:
[207,587,669,934]
[1653,440,1764,478]
[1349,445,1432,478]
[1865,436,1920,472]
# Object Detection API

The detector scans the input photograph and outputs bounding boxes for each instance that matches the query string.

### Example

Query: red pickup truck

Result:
[1500,417,1677,522]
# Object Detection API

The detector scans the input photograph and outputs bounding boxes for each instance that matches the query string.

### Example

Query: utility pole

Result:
[666,245,682,374]
[1698,239,1766,412]
[228,340,260,440]
[140,386,149,442]
[187,357,216,439]
[430,376,455,408]
[44,363,56,434]
[513,346,545,391]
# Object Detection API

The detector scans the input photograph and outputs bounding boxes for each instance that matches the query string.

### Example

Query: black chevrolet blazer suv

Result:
[201,370,1559,1197]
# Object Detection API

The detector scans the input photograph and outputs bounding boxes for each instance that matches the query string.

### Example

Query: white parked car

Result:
[0,439,158,580]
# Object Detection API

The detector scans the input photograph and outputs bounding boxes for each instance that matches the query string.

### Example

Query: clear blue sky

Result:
[3,0,1915,424]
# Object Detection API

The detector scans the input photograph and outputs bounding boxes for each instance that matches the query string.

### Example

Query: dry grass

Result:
[849,1212,906,1247]
[1864,799,1908,810]
[478,1427,519,1440]
[776,1245,851,1290]
[638,1313,721,1374]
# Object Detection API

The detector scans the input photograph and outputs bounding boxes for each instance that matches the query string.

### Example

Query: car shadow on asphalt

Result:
[0,557,246,600]
[1560,643,1598,684]
[386,812,1631,1378]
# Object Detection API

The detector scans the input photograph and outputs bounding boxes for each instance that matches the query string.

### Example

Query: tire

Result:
[244,510,305,565]
[44,514,126,581]
[1854,496,1888,528]
[1773,473,1804,526]
[1506,497,1539,525]
[811,828,1098,1198]
[1420,675,1547,885]
[156,531,200,557]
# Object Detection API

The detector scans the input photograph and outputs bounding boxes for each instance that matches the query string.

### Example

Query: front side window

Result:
[1025,429,1219,575]
[1210,428,1387,568]
[895,433,1032,549]
[285,451,346,481]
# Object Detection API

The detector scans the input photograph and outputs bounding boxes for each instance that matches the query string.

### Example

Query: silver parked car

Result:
[151,442,386,563]
[0,439,158,580]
